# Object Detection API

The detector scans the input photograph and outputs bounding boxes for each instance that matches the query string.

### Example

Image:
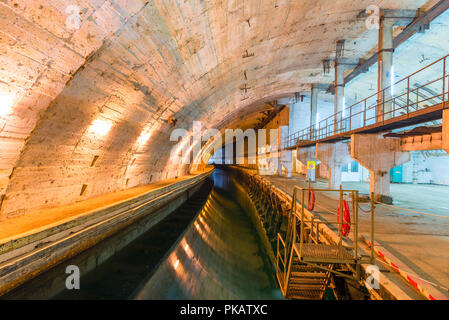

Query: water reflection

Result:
[134,169,282,299]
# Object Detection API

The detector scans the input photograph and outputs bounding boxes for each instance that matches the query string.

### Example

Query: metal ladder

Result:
[276,185,374,300]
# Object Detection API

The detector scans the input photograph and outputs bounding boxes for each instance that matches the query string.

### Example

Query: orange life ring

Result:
[337,200,351,236]
[307,188,315,211]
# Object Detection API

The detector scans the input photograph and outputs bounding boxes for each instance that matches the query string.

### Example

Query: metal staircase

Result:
[276,186,373,300]
[278,239,335,300]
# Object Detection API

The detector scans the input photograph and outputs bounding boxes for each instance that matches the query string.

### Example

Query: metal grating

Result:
[287,288,324,300]
[295,243,354,263]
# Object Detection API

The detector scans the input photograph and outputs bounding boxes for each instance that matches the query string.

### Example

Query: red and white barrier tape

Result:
[363,236,449,300]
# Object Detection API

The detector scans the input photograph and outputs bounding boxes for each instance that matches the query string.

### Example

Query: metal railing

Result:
[282,54,449,149]
[291,186,360,262]
[276,233,288,295]
[276,185,377,297]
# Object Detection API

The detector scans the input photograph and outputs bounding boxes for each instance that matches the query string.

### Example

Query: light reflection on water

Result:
[134,169,283,300]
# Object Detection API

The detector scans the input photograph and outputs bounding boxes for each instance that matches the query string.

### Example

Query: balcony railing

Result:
[282,54,449,149]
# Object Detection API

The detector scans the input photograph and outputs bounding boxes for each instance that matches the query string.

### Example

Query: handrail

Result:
[277,233,286,267]
[276,184,376,297]
[282,54,449,149]
[291,185,360,261]
[276,232,288,295]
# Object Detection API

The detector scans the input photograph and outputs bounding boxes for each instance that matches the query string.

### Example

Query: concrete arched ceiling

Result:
[0,0,436,217]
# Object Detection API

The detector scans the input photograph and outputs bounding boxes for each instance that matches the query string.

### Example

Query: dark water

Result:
[134,169,282,299]
[4,169,282,300]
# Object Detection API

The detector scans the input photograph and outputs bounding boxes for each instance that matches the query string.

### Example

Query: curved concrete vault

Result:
[0,0,436,217]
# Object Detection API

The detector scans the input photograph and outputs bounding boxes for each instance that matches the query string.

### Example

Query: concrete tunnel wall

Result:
[0,0,437,218]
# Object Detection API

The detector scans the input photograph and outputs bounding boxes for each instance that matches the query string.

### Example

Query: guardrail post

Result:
[277,234,280,276]
[363,100,367,127]
[416,88,419,110]
[354,190,358,261]
[407,77,410,116]
[349,106,352,131]
[300,189,305,257]
[339,185,343,249]
[325,118,328,138]
[443,57,446,109]
[370,191,375,264]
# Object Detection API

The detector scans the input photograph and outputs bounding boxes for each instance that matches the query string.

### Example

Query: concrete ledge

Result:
[362,235,449,300]
[230,175,277,269]
[0,171,212,256]
[0,170,213,296]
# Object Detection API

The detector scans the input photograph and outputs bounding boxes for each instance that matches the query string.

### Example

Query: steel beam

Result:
[328,0,449,93]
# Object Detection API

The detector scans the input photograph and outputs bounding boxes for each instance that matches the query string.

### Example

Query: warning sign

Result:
[307,161,316,170]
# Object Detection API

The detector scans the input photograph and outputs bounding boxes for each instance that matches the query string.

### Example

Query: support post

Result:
[310,86,319,131]
[334,59,358,134]
[377,12,395,122]
[443,109,449,155]
[279,125,292,177]
[334,60,345,133]
[350,133,410,203]
[370,192,375,264]
[297,146,317,181]
[316,142,352,189]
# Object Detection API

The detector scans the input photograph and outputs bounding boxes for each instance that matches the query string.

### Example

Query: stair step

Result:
[290,264,327,272]
[287,289,323,300]
[289,278,326,285]
[290,272,327,279]
[288,283,325,290]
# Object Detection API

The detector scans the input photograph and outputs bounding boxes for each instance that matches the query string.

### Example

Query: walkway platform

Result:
[0,171,210,246]
[296,243,355,264]
[262,172,449,300]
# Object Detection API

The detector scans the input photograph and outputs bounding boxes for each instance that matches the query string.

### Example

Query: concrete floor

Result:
[262,173,449,299]
[343,181,449,218]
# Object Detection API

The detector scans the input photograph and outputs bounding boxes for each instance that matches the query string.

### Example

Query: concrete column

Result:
[377,13,395,122]
[309,86,319,141]
[316,142,352,189]
[279,125,292,177]
[351,133,410,202]
[277,126,281,174]
[279,150,293,177]
[297,146,316,181]
[443,109,449,155]
[288,101,295,136]
[292,149,297,173]
[334,60,345,132]
[310,86,318,128]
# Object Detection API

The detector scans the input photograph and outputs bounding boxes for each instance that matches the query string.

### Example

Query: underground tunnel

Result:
[0,0,449,309]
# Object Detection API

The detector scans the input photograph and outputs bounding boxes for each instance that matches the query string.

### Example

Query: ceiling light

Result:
[89,119,113,136]
[137,130,152,145]
[0,93,14,117]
